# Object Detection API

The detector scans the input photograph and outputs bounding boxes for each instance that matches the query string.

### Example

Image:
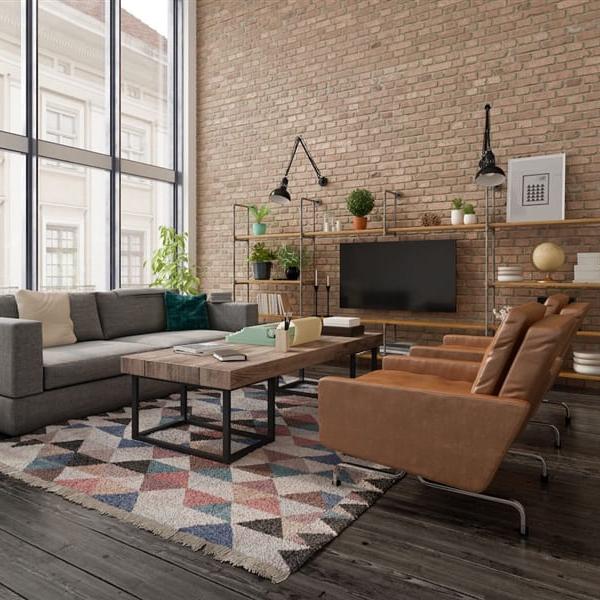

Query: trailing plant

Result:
[346,189,375,217]
[451,197,464,210]
[248,204,270,224]
[463,203,475,215]
[148,226,201,295]
[276,245,309,269]
[249,242,276,263]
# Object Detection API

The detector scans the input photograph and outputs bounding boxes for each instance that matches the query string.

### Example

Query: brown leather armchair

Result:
[319,309,576,535]
[408,300,590,441]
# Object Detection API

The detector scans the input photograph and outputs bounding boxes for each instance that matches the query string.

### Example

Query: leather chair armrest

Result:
[0,317,43,398]
[382,355,480,382]
[318,376,529,493]
[442,334,493,348]
[409,345,486,363]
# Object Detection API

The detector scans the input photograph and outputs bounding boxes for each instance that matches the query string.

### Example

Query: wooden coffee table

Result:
[121,333,382,464]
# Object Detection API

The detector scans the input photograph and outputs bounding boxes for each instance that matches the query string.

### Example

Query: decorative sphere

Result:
[531,242,566,274]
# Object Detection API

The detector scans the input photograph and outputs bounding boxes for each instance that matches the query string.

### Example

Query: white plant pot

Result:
[464,213,477,225]
[450,209,464,225]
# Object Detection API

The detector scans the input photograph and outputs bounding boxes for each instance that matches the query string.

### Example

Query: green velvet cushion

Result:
[164,292,210,331]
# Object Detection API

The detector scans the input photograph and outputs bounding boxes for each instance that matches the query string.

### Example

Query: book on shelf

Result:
[257,292,292,317]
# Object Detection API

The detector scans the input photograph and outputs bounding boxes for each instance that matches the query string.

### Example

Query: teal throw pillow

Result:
[165,291,210,331]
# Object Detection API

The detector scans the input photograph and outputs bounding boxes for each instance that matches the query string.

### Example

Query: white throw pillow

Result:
[15,289,77,348]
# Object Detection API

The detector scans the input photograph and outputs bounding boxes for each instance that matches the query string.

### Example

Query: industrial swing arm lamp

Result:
[474,104,505,188]
[270,136,328,204]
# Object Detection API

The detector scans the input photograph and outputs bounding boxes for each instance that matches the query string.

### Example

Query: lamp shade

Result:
[269,177,291,204]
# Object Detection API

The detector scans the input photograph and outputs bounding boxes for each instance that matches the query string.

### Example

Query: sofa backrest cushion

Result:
[0,295,18,318]
[471,301,546,396]
[69,293,104,341]
[96,288,166,339]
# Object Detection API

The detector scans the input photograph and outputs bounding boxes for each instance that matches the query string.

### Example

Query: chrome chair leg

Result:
[508,449,549,482]
[333,462,406,486]
[542,397,572,426]
[417,476,528,537]
[528,420,561,448]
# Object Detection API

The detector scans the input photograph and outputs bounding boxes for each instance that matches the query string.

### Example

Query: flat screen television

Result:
[340,239,456,312]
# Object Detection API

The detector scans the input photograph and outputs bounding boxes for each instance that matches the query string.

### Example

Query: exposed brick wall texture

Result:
[197,0,600,388]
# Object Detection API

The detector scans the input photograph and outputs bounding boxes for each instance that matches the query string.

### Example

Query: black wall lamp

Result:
[269,136,328,204]
[474,104,505,188]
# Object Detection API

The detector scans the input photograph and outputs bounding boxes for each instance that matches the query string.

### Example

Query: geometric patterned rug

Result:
[0,385,396,582]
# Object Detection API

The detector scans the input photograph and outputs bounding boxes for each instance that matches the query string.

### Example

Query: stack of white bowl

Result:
[573,351,600,375]
[574,253,600,283]
[497,265,524,282]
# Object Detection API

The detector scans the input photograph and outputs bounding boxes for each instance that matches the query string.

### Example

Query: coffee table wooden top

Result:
[121,333,382,390]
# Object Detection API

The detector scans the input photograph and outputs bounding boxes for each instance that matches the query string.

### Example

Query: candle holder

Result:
[313,284,319,316]
[325,282,331,317]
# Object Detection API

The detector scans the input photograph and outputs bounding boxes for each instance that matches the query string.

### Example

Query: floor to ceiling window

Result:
[0,0,182,292]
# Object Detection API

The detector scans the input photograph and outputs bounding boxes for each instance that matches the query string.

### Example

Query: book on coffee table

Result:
[213,349,247,362]
[173,341,228,355]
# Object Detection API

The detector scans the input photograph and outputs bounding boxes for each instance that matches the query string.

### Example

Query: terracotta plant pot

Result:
[352,216,368,230]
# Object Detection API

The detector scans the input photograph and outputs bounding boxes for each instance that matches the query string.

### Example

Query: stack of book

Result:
[573,253,600,283]
[322,316,364,337]
[208,291,233,303]
[256,292,292,317]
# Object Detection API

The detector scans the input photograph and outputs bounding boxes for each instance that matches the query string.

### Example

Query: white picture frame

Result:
[507,153,565,223]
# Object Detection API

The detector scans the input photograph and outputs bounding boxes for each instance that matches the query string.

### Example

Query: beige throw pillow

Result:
[15,290,77,348]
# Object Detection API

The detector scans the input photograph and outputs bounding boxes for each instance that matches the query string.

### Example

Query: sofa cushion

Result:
[113,329,228,349]
[165,291,210,331]
[0,295,18,318]
[96,288,166,339]
[16,290,77,348]
[69,293,104,341]
[43,340,148,390]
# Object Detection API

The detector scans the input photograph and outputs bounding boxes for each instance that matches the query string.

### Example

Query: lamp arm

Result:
[297,136,324,180]
[280,135,328,186]
[482,103,491,155]
[282,136,301,178]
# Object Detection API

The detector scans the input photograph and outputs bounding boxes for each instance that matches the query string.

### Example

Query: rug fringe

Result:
[0,460,289,583]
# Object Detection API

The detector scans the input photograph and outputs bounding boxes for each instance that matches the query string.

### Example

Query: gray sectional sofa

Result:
[0,288,258,436]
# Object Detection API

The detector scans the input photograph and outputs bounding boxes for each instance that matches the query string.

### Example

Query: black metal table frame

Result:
[130,345,378,464]
[131,376,277,464]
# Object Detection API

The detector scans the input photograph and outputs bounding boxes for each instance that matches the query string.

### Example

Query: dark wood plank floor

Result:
[0,368,599,600]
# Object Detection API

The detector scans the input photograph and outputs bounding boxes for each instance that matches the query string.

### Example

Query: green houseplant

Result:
[463,202,477,225]
[148,226,201,294]
[347,189,375,230]
[249,242,276,280]
[276,244,306,280]
[249,205,270,235]
[450,197,464,225]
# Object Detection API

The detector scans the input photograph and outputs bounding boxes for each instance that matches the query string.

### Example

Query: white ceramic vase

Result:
[450,209,464,225]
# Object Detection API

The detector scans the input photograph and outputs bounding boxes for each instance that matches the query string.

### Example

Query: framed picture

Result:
[507,153,565,223]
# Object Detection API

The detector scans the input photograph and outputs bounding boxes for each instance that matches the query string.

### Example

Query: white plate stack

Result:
[574,253,600,283]
[497,265,524,282]
[573,351,600,375]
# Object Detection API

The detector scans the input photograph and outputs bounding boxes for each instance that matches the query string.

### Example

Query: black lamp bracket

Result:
[282,136,328,187]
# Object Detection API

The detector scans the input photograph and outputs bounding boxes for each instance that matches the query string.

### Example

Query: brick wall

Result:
[196,0,600,386]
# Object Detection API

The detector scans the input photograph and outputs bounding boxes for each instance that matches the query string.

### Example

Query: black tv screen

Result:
[340,240,456,312]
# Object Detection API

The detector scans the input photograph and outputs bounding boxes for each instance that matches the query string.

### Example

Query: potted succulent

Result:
[463,203,477,225]
[249,204,270,235]
[249,242,276,280]
[276,244,305,280]
[347,188,375,230]
[450,197,464,225]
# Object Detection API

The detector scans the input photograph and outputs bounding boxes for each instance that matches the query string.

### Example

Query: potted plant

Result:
[148,226,201,294]
[347,189,375,230]
[249,242,276,280]
[276,244,305,280]
[249,205,270,235]
[450,197,464,225]
[463,203,477,225]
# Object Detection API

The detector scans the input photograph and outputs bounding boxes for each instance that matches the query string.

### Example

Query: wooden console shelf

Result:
[361,317,488,332]
[491,281,600,290]
[559,370,600,383]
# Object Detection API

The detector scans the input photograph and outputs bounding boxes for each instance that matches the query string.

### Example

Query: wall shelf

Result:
[234,279,311,286]
[490,281,600,290]
[234,232,301,241]
[492,217,600,230]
